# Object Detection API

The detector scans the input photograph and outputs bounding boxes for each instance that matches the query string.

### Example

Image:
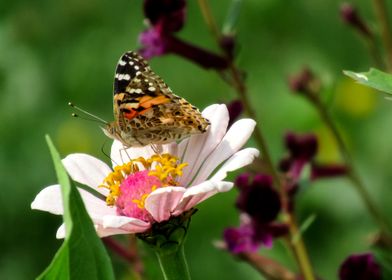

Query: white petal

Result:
[31,184,116,221]
[173,181,233,215]
[209,148,260,182]
[56,224,66,239]
[62,153,111,195]
[179,104,229,186]
[110,140,179,167]
[145,187,186,222]
[55,222,132,239]
[103,215,150,233]
[192,119,256,185]
[31,185,63,215]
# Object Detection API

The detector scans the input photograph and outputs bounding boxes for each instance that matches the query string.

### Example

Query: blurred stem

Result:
[197,1,316,280]
[103,236,143,279]
[310,96,392,248]
[197,0,221,41]
[238,252,296,280]
[364,36,386,70]
[372,0,392,71]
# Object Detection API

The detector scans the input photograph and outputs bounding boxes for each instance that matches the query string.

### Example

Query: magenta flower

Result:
[32,104,259,238]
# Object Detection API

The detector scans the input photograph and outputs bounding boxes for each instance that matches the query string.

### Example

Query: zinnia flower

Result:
[32,104,259,238]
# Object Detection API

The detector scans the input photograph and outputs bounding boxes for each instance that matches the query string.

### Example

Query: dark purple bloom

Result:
[285,132,318,161]
[235,174,281,224]
[139,28,168,58]
[340,3,371,38]
[223,223,260,254]
[138,0,229,69]
[252,222,289,248]
[235,172,250,189]
[144,0,186,33]
[288,68,315,94]
[227,100,243,127]
[339,253,381,280]
[280,131,347,182]
[223,217,288,254]
[280,132,318,180]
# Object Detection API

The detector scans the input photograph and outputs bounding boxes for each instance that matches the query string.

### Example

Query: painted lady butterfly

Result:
[102,51,210,147]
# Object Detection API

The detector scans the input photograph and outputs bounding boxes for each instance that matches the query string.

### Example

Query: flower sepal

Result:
[137,208,197,254]
[138,209,197,280]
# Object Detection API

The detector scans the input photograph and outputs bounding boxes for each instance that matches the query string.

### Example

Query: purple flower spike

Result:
[227,100,244,127]
[311,164,348,180]
[340,3,371,38]
[139,28,168,59]
[285,132,318,161]
[144,0,186,33]
[236,174,281,224]
[339,253,381,280]
[223,224,260,254]
[288,68,314,94]
[235,173,250,189]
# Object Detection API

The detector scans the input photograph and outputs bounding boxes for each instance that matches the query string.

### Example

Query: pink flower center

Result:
[99,153,188,223]
[115,170,162,222]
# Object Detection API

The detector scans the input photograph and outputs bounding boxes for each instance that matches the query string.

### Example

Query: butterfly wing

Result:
[112,51,209,147]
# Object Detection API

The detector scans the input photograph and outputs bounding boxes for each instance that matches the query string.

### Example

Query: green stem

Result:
[197,2,316,279]
[311,96,392,248]
[372,0,392,71]
[156,245,191,280]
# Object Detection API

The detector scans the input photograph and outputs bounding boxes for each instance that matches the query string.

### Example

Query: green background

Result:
[1,0,392,279]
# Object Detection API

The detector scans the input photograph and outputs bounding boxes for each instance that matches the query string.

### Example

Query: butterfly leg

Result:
[151,144,163,155]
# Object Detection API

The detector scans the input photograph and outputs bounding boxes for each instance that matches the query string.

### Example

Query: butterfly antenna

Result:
[68,102,108,125]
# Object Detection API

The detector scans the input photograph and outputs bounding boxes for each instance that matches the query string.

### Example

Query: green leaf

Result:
[37,135,115,280]
[222,0,242,34]
[343,68,392,95]
[292,214,317,244]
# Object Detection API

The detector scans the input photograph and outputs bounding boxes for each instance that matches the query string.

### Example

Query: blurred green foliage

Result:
[1,0,392,279]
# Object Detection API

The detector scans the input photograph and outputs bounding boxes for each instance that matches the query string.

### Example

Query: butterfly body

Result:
[103,51,210,147]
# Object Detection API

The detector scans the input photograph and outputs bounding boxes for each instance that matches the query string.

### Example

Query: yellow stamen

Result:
[101,153,188,206]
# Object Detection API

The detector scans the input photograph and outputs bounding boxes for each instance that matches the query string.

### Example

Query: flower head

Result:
[280,131,347,182]
[139,0,186,59]
[339,253,381,280]
[144,0,186,33]
[223,173,288,254]
[340,3,371,38]
[235,174,281,225]
[32,104,259,238]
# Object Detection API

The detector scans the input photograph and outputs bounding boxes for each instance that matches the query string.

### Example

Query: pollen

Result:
[99,153,188,222]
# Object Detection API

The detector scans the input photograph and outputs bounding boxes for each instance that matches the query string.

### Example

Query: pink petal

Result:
[145,187,186,222]
[62,153,111,195]
[179,104,229,186]
[173,181,233,215]
[102,215,151,233]
[192,119,256,185]
[210,148,260,181]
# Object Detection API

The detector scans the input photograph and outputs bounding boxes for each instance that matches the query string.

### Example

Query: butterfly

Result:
[102,51,210,147]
